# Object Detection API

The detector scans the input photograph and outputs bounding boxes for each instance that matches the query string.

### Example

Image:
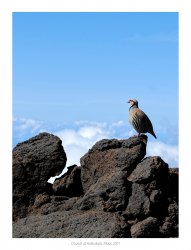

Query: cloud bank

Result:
[13,118,178,180]
[55,122,110,168]
[146,141,178,168]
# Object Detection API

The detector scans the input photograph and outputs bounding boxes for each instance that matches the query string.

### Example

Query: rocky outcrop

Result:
[13,132,67,220]
[80,137,146,192]
[13,133,178,238]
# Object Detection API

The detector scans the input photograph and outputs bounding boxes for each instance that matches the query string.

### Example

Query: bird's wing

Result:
[134,109,154,132]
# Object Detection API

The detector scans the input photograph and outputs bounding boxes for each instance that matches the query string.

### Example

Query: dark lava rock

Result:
[160,200,178,237]
[34,193,50,208]
[75,170,130,212]
[12,134,178,238]
[13,210,129,238]
[80,136,147,193]
[130,216,159,238]
[127,156,170,218]
[125,183,150,219]
[13,132,67,221]
[127,156,169,185]
[168,168,178,202]
[150,189,163,203]
[52,165,83,197]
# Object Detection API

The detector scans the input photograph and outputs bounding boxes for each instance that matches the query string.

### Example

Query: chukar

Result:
[128,99,157,139]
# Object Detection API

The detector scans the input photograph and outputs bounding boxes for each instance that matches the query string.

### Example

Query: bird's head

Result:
[127,99,138,107]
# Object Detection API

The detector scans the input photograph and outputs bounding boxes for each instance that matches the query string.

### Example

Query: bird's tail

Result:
[151,131,157,139]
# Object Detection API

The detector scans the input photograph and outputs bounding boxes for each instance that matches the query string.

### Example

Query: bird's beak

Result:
[127,100,130,103]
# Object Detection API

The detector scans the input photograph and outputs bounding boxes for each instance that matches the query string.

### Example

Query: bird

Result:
[128,99,157,139]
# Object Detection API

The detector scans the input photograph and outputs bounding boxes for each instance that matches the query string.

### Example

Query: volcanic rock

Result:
[52,165,83,197]
[13,132,67,221]
[130,216,159,238]
[12,133,178,238]
[125,183,151,219]
[75,170,130,212]
[13,209,129,238]
[80,136,147,192]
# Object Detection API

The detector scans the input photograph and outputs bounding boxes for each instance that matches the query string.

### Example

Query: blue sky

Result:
[13,12,178,168]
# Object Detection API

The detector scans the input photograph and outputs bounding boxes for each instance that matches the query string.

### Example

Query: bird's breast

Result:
[128,109,134,124]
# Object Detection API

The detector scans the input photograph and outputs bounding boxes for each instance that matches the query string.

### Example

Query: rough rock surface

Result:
[52,165,83,197]
[13,133,178,238]
[130,216,159,238]
[13,210,129,238]
[13,132,67,221]
[80,137,147,192]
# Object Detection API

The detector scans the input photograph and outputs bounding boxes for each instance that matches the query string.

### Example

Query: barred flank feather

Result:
[128,99,157,139]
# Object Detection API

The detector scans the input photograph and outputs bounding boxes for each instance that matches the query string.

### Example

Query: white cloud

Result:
[110,120,125,128]
[55,122,178,178]
[13,118,179,180]
[74,120,107,128]
[48,123,111,182]
[13,117,43,137]
[78,126,108,140]
[19,118,42,133]
[128,129,136,137]
[147,141,178,167]
[55,123,110,169]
